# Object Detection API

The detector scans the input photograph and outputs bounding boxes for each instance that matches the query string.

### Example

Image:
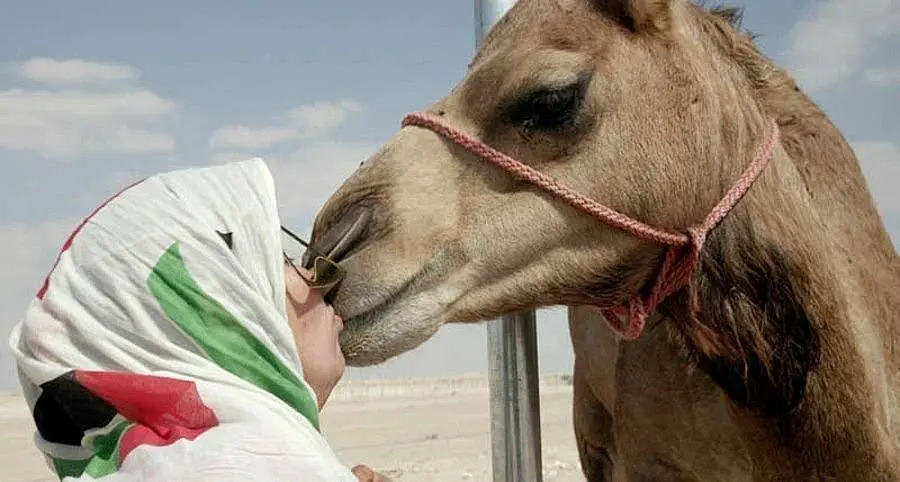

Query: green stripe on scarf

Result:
[51,457,89,479]
[147,242,320,430]
[50,420,133,479]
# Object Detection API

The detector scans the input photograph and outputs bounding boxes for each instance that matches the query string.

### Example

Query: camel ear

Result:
[593,0,672,33]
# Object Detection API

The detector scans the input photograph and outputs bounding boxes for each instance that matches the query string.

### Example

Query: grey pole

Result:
[476,2,544,481]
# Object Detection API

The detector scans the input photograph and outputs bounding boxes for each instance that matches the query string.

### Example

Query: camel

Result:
[306,0,900,480]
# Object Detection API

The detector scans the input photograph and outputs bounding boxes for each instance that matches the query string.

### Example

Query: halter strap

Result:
[401,111,780,339]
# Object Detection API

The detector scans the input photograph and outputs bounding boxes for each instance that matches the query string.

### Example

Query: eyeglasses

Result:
[281,225,345,297]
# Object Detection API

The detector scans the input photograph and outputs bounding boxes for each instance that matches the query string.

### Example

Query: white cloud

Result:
[0,58,177,161]
[863,66,900,86]
[208,126,297,151]
[18,57,138,85]
[267,140,374,224]
[0,88,176,160]
[852,140,900,243]
[284,100,362,138]
[783,0,900,92]
[207,140,374,234]
[208,99,362,150]
[208,99,371,226]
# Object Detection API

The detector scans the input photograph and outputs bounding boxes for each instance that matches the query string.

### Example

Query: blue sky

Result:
[1,0,898,390]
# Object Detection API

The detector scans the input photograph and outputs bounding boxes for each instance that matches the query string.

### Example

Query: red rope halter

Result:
[401,111,780,339]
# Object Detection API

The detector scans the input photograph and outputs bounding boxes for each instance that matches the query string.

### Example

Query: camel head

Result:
[308,0,779,366]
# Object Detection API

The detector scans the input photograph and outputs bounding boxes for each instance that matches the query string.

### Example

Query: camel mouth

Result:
[338,301,444,367]
[336,261,426,332]
[337,308,391,362]
[334,247,460,366]
[336,292,431,366]
[337,288,396,335]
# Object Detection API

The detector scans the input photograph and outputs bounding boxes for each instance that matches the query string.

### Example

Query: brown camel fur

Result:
[307,1,900,480]
[568,5,900,480]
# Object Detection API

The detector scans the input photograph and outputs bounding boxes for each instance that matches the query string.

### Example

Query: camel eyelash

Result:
[505,76,589,132]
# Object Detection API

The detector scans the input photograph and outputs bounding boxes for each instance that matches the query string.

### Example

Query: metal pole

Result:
[487,310,543,482]
[477,2,544,481]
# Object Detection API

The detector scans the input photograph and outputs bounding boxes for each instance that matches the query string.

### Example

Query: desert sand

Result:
[1,374,583,481]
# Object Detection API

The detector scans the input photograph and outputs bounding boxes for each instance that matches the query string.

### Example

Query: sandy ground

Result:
[0,376,583,481]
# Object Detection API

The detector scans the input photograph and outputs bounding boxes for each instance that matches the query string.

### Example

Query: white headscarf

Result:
[8,158,357,481]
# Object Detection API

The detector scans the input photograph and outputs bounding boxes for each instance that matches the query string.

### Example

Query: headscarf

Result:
[8,158,357,481]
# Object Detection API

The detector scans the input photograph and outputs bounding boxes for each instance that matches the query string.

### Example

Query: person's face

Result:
[284,264,345,410]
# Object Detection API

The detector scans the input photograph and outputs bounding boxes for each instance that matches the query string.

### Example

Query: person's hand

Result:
[351,464,392,481]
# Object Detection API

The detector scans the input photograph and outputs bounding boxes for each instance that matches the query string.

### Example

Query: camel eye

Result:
[508,82,584,131]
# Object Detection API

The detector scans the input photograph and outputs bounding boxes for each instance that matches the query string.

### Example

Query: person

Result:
[8,158,388,481]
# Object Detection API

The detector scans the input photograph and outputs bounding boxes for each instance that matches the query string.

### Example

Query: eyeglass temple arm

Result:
[281,226,311,248]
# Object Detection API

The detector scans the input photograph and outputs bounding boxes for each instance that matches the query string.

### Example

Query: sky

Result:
[0,0,897,391]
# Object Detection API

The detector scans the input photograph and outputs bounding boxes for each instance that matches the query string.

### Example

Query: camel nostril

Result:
[302,208,372,268]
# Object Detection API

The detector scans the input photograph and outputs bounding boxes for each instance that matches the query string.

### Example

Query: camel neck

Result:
[675,161,900,478]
